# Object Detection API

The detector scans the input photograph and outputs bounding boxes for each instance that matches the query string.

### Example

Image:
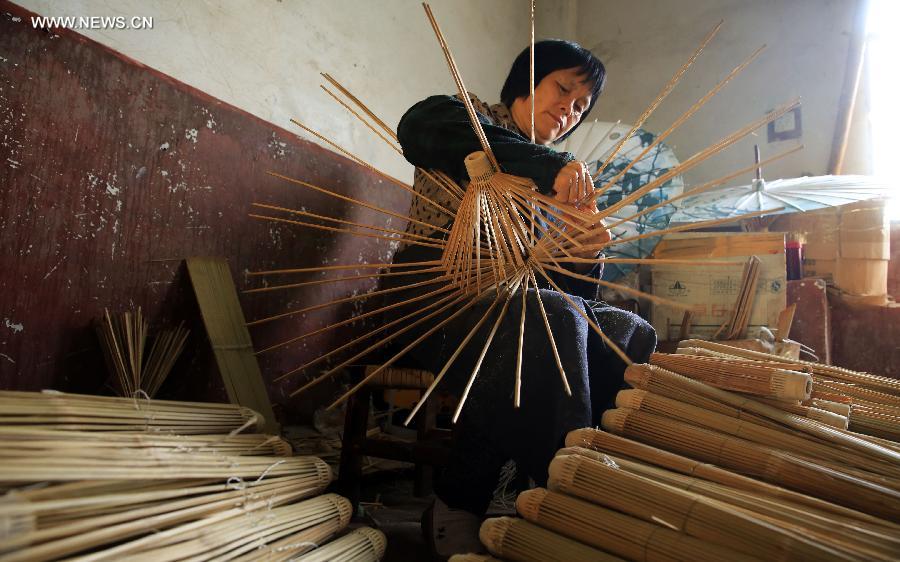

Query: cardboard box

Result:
[834,258,889,296]
[771,199,890,296]
[650,232,786,341]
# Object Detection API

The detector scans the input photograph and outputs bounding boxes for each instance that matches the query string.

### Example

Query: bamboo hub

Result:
[464,151,495,183]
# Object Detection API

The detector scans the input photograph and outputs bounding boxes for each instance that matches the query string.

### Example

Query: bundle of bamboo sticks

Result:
[0,391,383,561]
[0,390,261,434]
[95,309,189,398]
[469,352,898,560]
[676,340,900,441]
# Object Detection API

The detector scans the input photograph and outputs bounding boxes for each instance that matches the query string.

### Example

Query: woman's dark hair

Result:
[500,39,606,142]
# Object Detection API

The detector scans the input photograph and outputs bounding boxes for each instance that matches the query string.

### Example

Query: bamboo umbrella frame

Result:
[0,475,331,561]
[0,391,262,435]
[291,526,386,562]
[601,407,900,520]
[679,339,900,396]
[615,389,900,480]
[547,453,855,560]
[623,364,900,465]
[649,352,813,400]
[120,495,351,562]
[230,511,348,562]
[71,493,351,562]
[479,516,621,562]
[516,488,756,561]
[0,427,292,458]
[242,3,809,420]
[581,451,900,560]
[558,442,899,541]
[0,451,330,483]
[563,428,898,527]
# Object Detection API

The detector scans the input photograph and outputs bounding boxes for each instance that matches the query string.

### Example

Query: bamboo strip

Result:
[257,282,454,355]
[479,516,620,562]
[320,85,404,155]
[246,275,449,327]
[320,73,398,142]
[330,272,507,411]
[590,44,766,203]
[290,117,454,218]
[244,266,445,296]
[247,260,443,278]
[251,202,446,246]
[249,212,445,250]
[548,453,853,560]
[266,171,450,236]
[592,21,723,181]
[516,488,756,562]
[277,283,467,383]
[422,4,499,170]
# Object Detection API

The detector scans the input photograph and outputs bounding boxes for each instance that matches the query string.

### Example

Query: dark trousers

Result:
[382,244,657,515]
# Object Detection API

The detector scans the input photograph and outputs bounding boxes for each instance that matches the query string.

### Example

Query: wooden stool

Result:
[338,364,452,512]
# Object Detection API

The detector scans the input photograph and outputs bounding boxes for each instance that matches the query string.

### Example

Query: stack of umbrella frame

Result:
[0,390,385,561]
[463,339,899,561]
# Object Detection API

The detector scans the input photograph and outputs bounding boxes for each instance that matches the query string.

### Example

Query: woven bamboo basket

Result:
[479,516,620,561]
[516,488,755,561]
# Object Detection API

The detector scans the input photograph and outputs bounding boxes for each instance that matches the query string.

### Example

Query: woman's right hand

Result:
[552,160,593,205]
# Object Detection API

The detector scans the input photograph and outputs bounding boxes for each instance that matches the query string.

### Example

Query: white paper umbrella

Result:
[555,120,685,281]
[669,175,892,223]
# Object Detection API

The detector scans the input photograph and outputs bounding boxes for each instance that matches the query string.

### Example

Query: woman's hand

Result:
[552,160,593,205]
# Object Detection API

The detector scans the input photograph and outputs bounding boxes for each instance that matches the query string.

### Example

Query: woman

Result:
[388,40,656,558]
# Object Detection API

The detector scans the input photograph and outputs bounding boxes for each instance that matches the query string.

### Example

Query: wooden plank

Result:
[186,257,279,434]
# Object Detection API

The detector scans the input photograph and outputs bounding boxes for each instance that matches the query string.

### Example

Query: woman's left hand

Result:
[561,202,611,261]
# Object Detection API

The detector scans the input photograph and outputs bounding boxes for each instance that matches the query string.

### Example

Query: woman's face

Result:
[511,66,594,145]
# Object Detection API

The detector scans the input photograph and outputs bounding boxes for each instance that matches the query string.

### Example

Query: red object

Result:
[785,239,804,281]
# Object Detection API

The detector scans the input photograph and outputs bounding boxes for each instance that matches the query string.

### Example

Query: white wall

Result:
[17,0,534,180]
[573,0,869,186]
[17,0,867,186]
